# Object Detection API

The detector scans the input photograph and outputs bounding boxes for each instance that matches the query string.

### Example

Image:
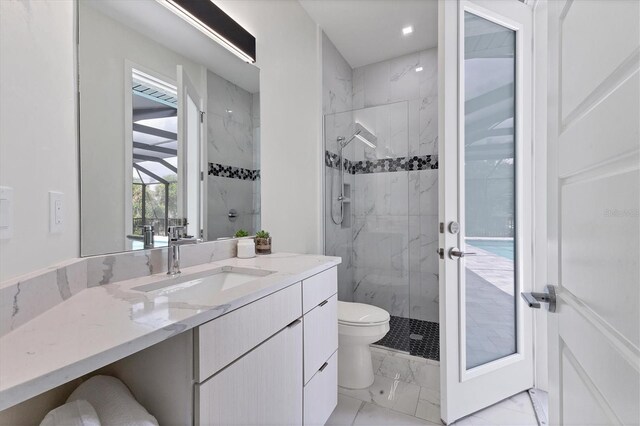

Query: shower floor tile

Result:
[374,316,439,361]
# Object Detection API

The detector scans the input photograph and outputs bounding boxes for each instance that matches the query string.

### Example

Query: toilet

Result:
[337,301,391,389]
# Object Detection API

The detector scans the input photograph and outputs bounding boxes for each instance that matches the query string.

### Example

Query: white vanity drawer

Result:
[303,350,338,426]
[302,267,337,314]
[195,282,302,382]
[197,321,303,426]
[303,294,338,384]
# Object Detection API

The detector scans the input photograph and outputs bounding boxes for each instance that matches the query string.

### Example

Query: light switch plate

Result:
[49,191,64,233]
[0,186,13,240]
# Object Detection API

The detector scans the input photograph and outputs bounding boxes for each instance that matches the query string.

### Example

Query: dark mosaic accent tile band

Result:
[325,151,352,170]
[373,316,439,361]
[208,162,260,180]
[325,150,438,174]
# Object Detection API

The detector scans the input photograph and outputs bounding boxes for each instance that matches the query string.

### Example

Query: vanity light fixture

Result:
[402,26,413,35]
[415,66,423,72]
[160,0,256,63]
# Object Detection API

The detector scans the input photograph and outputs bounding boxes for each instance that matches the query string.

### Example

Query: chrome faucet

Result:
[143,224,155,249]
[166,226,198,276]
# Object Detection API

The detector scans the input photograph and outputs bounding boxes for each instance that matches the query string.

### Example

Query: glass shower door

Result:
[324,101,413,337]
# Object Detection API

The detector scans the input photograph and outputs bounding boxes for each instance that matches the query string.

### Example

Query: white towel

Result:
[40,399,101,426]
[66,376,158,426]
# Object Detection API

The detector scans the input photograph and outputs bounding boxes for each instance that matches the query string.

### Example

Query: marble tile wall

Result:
[207,70,260,240]
[324,41,439,321]
[323,33,355,301]
[0,238,239,337]
[350,48,439,322]
[323,32,353,116]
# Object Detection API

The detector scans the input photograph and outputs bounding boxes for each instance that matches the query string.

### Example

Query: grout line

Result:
[351,401,365,426]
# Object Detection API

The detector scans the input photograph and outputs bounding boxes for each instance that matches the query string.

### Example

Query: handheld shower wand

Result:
[330,123,377,225]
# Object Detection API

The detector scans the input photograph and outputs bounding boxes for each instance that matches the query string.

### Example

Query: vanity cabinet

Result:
[195,282,302,381]
[196,322,303,425]
[302,267,339,426]
[194,266,338,426]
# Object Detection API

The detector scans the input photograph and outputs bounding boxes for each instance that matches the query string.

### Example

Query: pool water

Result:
[466,239,514,260]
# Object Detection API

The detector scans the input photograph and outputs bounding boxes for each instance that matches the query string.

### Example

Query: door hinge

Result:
[200,171,204,181]
[200,111,205,123]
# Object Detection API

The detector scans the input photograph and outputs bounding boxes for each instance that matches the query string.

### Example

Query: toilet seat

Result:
[338,301,390,327]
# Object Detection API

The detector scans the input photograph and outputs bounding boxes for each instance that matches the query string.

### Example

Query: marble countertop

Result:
[0,253,340,410]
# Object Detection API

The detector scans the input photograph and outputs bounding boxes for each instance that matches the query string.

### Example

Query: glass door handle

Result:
[448,248,476,259]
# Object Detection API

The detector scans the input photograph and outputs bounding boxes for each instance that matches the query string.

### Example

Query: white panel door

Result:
[546,1,640,424]
[438,0,534,423]
[177,65,203,238]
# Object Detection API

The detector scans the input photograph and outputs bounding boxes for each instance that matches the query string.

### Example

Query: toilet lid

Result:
[338,301,390,326]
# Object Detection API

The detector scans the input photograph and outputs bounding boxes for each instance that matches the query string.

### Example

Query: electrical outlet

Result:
[49,191,64,233]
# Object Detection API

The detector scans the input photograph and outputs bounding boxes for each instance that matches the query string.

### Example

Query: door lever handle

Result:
[520,285,557,313]
[448,248,476,259]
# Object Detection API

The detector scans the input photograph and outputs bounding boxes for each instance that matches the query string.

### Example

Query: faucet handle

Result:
[167,226,186,240]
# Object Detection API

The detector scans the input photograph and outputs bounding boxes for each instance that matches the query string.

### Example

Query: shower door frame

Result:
[438,0,534,423]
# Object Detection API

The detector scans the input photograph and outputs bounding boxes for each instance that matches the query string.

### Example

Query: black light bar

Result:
[165,0,256,63]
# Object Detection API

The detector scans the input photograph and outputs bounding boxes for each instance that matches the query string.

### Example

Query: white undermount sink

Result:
[132,266,275,295]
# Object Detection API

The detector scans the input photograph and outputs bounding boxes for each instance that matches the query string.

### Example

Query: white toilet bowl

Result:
[338,301,390,389]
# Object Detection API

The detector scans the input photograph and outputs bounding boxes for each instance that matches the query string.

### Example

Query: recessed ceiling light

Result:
[415,66,423,72]
[402,26,413,35]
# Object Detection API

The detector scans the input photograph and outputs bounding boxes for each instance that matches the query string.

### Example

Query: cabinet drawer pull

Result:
[318,300,329,307]
[319,362,329,372]
[287,319,302,328]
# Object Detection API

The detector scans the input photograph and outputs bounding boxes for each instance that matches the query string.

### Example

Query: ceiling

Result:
[299,0,438,68]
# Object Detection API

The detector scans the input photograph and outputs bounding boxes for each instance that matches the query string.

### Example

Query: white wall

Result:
[216,0,323,255]
[0,0,79,282]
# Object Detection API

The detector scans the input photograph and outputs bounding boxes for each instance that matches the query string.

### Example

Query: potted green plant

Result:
[254,230,272,254]
[234,229,249,238]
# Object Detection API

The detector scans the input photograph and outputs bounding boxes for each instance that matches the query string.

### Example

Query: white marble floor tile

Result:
[453,392,538,426]
[376,352,440,391]
[372,350,385,373]
[353,402,438,426]
[327,394,364,426]
[498,392,537,415]
[339,374,421,416]
[378,353,413,382]
[419,386,440,405]
[415,399,441,424]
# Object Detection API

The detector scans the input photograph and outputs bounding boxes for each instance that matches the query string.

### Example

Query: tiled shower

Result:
[323,33,440,360]
[206,71,261,240]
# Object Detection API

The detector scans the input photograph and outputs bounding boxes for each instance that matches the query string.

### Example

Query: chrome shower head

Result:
[338,123,377,149]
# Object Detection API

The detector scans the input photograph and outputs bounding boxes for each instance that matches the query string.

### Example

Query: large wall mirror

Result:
[79,0,260,256]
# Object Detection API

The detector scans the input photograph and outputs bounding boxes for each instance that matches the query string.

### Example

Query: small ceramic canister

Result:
[237,239,256,258]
